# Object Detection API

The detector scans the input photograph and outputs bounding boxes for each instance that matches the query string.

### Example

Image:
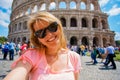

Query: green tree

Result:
[0,36,8,44]
[115,40,120,46]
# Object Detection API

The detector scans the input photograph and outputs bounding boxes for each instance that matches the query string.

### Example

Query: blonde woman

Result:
[3,12,81,80]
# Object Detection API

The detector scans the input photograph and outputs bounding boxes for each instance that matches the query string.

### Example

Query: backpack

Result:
[4,44,9,52]
[96,49,100,54]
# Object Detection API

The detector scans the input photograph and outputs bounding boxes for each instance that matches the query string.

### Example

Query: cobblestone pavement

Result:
[0,52,120,80]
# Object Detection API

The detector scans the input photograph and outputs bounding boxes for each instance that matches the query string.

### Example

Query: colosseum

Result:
[8,0,115,48]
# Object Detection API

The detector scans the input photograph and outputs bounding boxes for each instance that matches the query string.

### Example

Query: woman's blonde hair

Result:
[27,11,67,49]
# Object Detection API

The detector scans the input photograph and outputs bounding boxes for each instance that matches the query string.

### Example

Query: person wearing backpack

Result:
[3,42,9,60]
[9,42,16,60]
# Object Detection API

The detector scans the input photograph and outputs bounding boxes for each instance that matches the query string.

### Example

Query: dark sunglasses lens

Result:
[35,29,46,38]
[48,22,58,32]
[34,22,58,38]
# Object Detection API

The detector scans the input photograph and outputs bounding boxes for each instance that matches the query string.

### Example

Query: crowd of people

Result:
[0,41,30,60]
[69,42,120,69]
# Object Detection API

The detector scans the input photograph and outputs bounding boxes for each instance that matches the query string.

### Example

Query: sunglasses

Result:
[34,22,58,38]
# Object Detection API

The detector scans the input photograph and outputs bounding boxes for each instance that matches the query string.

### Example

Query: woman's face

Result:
[33,20,60,49]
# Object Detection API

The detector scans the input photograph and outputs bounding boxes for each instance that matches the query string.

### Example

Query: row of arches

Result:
[11,0,100,21]
[9,21,27,33]
[10,15,107,34]
[70,36,113,47]
[9,35,114,48]
[60,17,107,29]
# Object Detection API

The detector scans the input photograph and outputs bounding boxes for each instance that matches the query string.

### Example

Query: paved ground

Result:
[0,52,120,80]
[80,56,120,80]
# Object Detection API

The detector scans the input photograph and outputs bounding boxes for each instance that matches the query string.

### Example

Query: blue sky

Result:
[0,0,120,40]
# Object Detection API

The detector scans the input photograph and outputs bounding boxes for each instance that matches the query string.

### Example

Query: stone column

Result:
[99,35,103,47]
[78,16,82,29]
[46,1,49,10]
[29,6,32,14]
[89,35,93,50]
[86,0,90,10]
[88,16,93,30]
[66,1,70,10]
[55,0,58,10]
[67,16,70,29]
[99,17,102,30]
[76,1,80,10]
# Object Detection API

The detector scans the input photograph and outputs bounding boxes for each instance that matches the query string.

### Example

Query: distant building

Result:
[8,0,115,47]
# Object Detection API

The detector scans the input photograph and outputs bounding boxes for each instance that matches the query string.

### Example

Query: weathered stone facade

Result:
[8,0,115,47]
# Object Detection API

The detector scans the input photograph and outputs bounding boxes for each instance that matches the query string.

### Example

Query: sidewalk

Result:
[0,53,120,80]
[80,56,120,80]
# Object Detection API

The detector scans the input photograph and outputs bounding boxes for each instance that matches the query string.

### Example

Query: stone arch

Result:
[18,22,22,30]
[17,37,21,43]
[40,3,46,11]
[13,38,16,43]
[70,17,77,27]
[90,3,94,10]
[80,1,86,10]
[15,24,17,31]
[103,38,107,47]
[81,36,89,46]
[23,21,27,30]
[60,17,66,27]
[90,0,100,11]
[59,1,66,9]
[49,2,56,10]
[70,1,76,9]
[101,19,107,29]
[22,37,27,42]
[70,36,77,45]
[82,17,88,27]
[32,5,38,13]
[93,37,99,46]
[92,18,98,28]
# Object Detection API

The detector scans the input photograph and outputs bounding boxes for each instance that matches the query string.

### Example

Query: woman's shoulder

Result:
[23,48,44,58]
[68,50,79,56]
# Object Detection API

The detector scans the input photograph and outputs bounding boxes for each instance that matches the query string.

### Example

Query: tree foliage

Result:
[115,40,120,46]
[0,36,8,44]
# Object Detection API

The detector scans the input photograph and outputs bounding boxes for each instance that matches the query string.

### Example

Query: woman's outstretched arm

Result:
[3,61,32,80]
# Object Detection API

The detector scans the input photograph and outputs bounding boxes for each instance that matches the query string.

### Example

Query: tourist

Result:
[19,41,27,56]
[3,42,9,60]
[8,42,16,60]
[104,43,116,69]
[3,12,81,80]
[91,45,99,64]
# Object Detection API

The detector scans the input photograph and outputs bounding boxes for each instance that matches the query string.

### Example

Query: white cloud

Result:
[99,0,110,7]
[0,10,10,27]
[115,32,120,40]
[0,0,13,28]
[0,0,13,9]
[107,4,120,16]
[0,10,10,22]
[0,20,9,27]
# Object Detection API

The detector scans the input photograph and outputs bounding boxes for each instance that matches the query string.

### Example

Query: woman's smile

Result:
[47,35,57,42]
